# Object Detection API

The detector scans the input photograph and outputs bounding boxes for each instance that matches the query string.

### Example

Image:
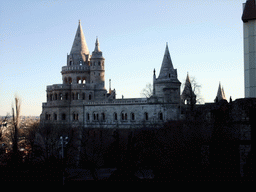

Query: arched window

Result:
[59,93,63,100]
[77,77,82,84]
[54,93,57,100]
[82,77,86,84]
[73,113,79,121]
[70,61,73,66]
[144,112,148,121]
[62,113,66,120]
[98,61,101,66]
[159,112,163,121]
[72,92,75,100]
[89,94,92,100]
[101,113,105,121]
[121,112,127,121]
[131,112,135,121]
[54,113,57,120]
[45,113,51,120]
[87,113,90,121]
[50,94,53,101]
[93,112,99,121]
[68,77,72,84]
[76,93,80,100]
[79,60,82,65]
[64,77,68,84]
[82,93,85,100]
[113,113,117,121]
[65,93,69,100]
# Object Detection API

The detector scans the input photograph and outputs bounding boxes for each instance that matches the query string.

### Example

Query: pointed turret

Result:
[158,43,175,79]
[183,73,192,93]
[215,82,226,102]
[70,20,89,55]
[153,43,181,103]
[90,37,105,89]
[66,20,90,66]
[91,37,104,59]
[94,36,101,52]
[181,73,196,105]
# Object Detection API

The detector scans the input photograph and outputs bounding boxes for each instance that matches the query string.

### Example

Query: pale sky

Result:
[0,0,246,116]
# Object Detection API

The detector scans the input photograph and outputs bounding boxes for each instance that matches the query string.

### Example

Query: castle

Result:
[40,21,183,128]
[40,0,256,128]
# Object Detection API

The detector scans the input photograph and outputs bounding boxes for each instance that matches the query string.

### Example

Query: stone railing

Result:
[71,84,94,89]
[47,83,95,91]
[47,84,70,91]
[62,65,89,72]
[42,98,149,107]
[84,98,148,105]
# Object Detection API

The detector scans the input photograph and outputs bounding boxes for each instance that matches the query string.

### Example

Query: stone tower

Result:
[63,20,90,86]
[90,37,106,91]
[42,20,108,123]
[242,0,256,98]
[153,43,181,103]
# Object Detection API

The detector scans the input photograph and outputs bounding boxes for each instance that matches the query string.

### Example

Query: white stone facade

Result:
[242,1,256,98]
[244,20,256,97]
[40,21,181,128]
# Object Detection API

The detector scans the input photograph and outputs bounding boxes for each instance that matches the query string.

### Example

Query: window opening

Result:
[145,112,148,120]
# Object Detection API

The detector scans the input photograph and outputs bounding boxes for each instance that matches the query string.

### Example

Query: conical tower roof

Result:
[94,37,101,52]
[181,73,196,105]
[158,43,174,79]
[91,37,104,59]
[70,20,89,55]
[215,82,226,102]
[181,73,194,97]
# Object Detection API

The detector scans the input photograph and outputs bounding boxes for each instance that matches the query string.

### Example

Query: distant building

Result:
[214,82,226,103]
[242,0,256,98]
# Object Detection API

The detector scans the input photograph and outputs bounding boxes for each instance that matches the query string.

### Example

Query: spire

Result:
[70,20,89,55]
[185,72,190,84]
[158,43,175,79]
[242,0,256,22]
[215,82,226,102]
[94,36,101,52]
[181,73,196,105]
[91,36,104,59]
[182,73,193,97]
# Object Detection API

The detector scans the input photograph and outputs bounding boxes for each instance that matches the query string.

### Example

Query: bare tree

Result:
[141,83,153,98]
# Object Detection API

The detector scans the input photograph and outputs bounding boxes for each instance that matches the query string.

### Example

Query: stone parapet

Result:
[47,84,70,91]
[61,66,89,74]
